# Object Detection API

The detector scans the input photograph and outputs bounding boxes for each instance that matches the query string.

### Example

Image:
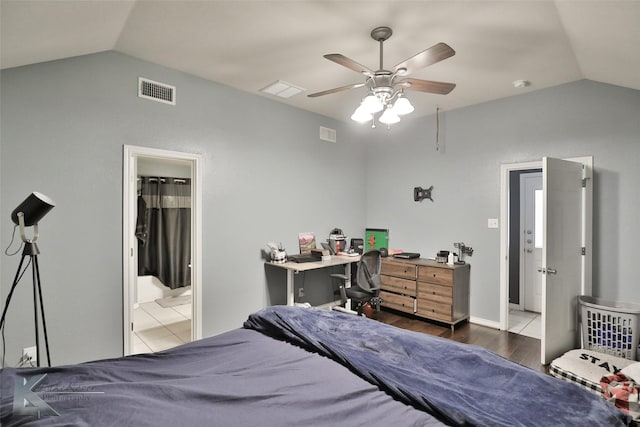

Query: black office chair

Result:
[333,250,383,316]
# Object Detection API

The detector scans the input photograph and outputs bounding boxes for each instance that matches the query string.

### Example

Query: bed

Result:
[0,306,631,426]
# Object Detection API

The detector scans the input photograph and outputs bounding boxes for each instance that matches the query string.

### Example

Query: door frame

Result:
[499,156,592,331]
[122,145,203,356]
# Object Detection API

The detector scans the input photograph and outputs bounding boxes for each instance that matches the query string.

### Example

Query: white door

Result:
[541,157,583,364]
[521,173,543,313]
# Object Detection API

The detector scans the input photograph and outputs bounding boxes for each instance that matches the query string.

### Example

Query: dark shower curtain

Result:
[136,177,191,289]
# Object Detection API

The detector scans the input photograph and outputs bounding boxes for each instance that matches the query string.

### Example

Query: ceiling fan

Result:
[308,26,456,125]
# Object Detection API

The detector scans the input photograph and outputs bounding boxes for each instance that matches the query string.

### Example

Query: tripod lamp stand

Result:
[0,192,55,367]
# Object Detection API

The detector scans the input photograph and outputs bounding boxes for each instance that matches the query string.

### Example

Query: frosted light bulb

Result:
[351,105,373,123]
[392,96,414,115]
[361,94,383,113]
[379,108,400,125]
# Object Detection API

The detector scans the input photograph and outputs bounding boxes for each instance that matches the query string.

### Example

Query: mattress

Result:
[550,349,636,395]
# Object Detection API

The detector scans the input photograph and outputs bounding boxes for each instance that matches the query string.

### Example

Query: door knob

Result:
[537,267,557,274]
[526,249,533,253]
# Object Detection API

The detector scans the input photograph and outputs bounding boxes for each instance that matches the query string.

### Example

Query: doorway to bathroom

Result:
[122,145,202,356]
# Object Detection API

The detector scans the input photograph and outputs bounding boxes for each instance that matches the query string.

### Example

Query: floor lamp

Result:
[0,192,55,367]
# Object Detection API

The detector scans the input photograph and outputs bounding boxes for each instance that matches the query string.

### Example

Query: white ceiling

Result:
[2,1,638,122]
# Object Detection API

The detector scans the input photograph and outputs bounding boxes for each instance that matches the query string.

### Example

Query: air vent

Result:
[319,126,337,143]
[260,80,305,98]
[138,77,175,105]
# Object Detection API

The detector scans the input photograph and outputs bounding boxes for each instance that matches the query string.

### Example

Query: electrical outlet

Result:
[23,346,37,365]
[298,288,304,298]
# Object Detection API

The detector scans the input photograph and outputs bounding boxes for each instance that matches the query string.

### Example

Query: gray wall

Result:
[364,80,640,321]
[1,51,639,366]
[0,51,366,365]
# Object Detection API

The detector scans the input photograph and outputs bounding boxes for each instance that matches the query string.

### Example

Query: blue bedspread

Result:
[244,306,631,426]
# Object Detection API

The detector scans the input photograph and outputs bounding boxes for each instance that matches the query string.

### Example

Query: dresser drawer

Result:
[417,282,452,305]
[418,266,453,286]
[381,275,417,297]
[416,299,453,322]
[380,291,415,314]
[381,260,417,279]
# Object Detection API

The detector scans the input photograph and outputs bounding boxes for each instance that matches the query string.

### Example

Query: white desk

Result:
[267,255,361,306]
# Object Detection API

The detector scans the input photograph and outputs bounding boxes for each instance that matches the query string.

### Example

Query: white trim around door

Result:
[122,145,203,356]
[499,156,593,332]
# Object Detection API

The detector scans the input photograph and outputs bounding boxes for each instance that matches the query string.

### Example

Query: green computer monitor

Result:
[364,228,389,251]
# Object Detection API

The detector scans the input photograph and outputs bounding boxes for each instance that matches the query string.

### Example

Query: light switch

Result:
[488,218,499,229]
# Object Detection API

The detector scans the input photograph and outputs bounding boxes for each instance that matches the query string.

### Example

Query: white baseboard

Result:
[469,316,501,330]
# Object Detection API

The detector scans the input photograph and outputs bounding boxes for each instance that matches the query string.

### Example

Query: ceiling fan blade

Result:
[394,43,455,75]
[307,83,365,98]
[402,78,456,95]
[324,54,374,76]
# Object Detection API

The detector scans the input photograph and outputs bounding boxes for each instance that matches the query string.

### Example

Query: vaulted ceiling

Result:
[2,1,638,122]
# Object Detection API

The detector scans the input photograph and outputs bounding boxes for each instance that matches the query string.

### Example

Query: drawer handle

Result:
[432,291,436,295]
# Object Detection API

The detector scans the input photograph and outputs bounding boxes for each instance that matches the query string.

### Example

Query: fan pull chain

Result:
[436,106,440,151]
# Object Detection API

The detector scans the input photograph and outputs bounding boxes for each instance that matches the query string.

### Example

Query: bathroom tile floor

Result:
[508,309,541,339]
[133,301,192,354]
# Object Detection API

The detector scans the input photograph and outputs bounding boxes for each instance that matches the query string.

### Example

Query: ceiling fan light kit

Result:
[309,26,456,129]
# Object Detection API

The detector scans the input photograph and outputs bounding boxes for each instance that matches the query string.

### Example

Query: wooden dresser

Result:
[380,257,470,330]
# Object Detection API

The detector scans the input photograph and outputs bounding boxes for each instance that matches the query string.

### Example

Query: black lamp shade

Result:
[11,192,55,226]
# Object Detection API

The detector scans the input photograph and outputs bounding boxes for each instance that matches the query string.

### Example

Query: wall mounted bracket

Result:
[414,186,434,202]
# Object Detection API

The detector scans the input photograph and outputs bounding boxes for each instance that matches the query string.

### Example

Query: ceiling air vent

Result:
[138,77,175,105]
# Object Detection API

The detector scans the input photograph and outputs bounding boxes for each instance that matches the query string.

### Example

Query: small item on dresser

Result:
[394,252,420,259]
[454,242,473,264]
[436,250,449,263]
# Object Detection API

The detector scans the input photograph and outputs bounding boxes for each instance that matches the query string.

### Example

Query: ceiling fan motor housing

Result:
[371,26,393,42]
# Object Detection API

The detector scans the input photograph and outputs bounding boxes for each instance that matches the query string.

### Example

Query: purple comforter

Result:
[0,323,442,426]
[244,305,631,426]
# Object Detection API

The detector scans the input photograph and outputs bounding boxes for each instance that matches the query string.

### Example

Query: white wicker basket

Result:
[580,296,640,360]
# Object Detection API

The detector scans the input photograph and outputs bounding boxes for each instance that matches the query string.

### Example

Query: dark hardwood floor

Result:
[374,309,547,374]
